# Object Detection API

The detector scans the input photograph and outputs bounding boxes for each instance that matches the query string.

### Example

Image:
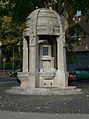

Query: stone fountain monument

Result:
[8,8,81,95]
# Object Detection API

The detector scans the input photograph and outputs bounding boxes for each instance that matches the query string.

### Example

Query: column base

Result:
[18,72,29,89]
[54,70,68,88]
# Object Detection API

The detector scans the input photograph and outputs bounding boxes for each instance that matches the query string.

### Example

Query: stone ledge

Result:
[6,87,82,95]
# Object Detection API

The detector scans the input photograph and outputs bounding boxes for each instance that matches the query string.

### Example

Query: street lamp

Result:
[0,41,2,56]
[12,46,14,71]
[2,57,6,76]
[0,41,2,71]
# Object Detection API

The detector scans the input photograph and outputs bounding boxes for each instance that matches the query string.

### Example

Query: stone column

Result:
[28,34,39,89]
[18,37,29,89]
[23,37,28,72]
[29,47,36,89]
[56,35,68,88]
[57,37,64,71]
[27,9,41,89]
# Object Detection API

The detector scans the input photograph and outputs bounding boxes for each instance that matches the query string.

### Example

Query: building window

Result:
[43,47,48,55]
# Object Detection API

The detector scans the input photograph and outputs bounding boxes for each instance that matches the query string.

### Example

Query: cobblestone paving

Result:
[0,77,89,114]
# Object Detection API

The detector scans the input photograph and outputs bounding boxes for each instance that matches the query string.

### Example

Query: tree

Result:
[0,0,89,69]
[0,0,23,70]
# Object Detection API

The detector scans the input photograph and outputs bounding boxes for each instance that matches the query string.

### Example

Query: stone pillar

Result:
[27,9,41,89]
[28,28,39,89]
[28,36,37,89]
[56,36,68,88]
[57,37,65,71]
[18,37,29,89]
[23,37,28,72]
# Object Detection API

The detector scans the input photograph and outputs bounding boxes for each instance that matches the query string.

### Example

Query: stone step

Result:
[6,86,82,95]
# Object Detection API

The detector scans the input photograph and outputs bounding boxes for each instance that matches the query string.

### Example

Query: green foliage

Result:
[0,16,23,56]
[0,0,23,70]
[12,0,33,23]
[66,51,76,64]
[12,0,48,23]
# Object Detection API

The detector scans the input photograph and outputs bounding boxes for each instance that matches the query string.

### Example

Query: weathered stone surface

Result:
[17,8,81,94]
[26,8,60,35]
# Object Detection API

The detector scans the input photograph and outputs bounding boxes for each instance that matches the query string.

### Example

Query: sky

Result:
[75,11,81,16]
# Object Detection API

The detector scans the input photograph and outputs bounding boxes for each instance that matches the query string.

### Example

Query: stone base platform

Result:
[6,86,82,95]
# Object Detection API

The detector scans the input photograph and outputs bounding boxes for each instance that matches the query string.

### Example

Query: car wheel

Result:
[16,78,21,84]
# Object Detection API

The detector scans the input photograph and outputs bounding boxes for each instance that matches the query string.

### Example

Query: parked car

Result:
[68,72,77,83]
[8,69,21,77]
[8,69,21,83]
[73,68,89,80]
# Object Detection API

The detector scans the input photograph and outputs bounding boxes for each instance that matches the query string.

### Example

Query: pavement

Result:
[0,77,89,118]
[0,111,89,119]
